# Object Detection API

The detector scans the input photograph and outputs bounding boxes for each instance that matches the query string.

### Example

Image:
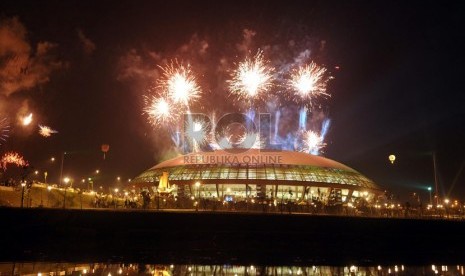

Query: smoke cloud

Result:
[77,29,96,55]
[116,48,161,82]
[236,29,256,54]
[0,17,64,96]
[117,34,210,84]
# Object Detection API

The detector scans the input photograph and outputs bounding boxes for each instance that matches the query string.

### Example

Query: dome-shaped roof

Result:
[152,149,356,172]
[134,149,382,192]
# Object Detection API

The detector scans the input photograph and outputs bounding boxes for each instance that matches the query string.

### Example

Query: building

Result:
[132,149,383,207]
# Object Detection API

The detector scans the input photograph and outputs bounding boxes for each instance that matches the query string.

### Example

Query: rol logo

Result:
[183,112,278,153]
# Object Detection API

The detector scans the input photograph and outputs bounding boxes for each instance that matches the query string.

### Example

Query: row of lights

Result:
[39,157,131,183]
[32,264,465,275]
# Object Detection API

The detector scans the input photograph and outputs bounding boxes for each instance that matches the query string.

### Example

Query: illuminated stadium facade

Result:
[133,149,383,206]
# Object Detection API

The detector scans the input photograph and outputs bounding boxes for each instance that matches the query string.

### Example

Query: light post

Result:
[20,181,26,208]
[114,188,119,208]
[59,152,67,187]
[428,187,432,206]
[444,198,450,218]
[92,169,100,191]
[63,177,71,209]
[47,185,52,207]
[87,178,93,191]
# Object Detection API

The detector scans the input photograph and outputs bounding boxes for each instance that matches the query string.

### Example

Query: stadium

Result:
[132,149,384,209]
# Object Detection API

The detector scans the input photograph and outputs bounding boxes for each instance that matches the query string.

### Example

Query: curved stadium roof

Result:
[133,149,382,192]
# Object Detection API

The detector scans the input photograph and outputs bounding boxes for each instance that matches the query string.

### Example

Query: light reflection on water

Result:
[1,263,464,276]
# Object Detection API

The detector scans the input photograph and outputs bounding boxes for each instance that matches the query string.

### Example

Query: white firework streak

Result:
[0,117,10,145]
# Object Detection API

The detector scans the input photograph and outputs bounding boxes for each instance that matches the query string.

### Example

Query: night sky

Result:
[0,0,464,201]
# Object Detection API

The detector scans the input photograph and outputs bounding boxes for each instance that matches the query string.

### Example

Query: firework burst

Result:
[228,51,274,102]
[301,130,326,154]
[21,113,33,126]
[140,39,333,156]
[0,117,10,146]
[39,125,58,137]
[143,95,178,126]
[1,152,29,170]
[159,62,201,106]
[289,62,330,105]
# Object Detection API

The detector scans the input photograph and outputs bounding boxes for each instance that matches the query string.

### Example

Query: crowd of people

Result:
[88,190,464,219]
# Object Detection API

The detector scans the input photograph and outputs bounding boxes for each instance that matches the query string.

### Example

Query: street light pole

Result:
[20,181,26,208]
[63,177,70,209]
[59,152,66,187]
[114,188,119,209]
[428,187,432,206]
[47,186,52,207]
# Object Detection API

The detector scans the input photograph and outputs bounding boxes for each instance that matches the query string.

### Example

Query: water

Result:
[1,262,464,275]
[2,209,465,275]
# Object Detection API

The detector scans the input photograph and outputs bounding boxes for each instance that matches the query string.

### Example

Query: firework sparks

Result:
[38,125,58,137]
[143,95,177,125]
[301,130,326,154]
[139,41,333,156]
[159,62,201,106]
[290,62,329,103]
[238,132,263,149]
[228,51,274,101]
[22,113,33,126]
[1,152,29,170]
[0,117,10,146]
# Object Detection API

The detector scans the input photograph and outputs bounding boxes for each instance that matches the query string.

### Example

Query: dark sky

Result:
[0,0,464,201]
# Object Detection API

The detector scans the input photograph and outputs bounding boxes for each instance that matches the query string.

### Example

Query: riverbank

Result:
[1,208,464,265]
